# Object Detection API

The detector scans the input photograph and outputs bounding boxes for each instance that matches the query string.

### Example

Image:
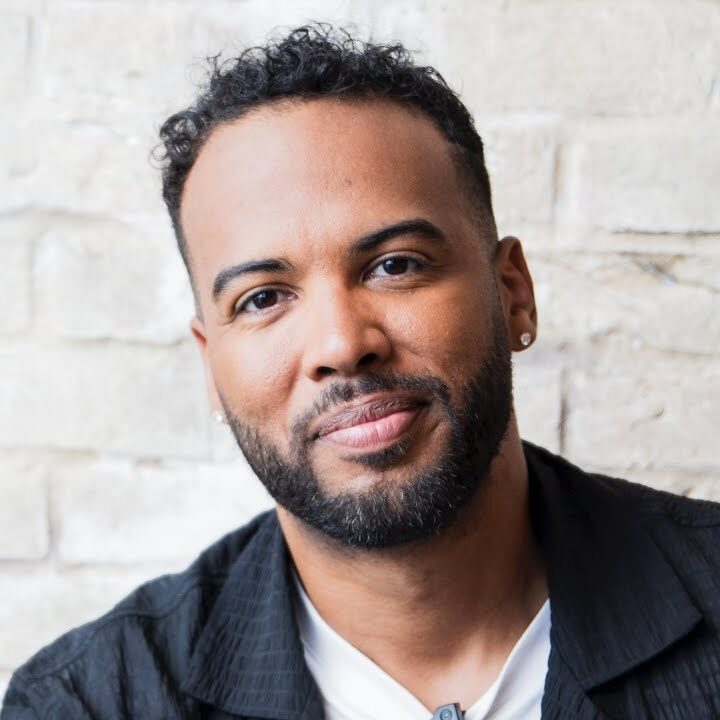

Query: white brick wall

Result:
[0,218,32,335]
[0,458,48,560]
[34,217,192,343]
[559,119,720,232]
[1,0,718,684]
[52,457,272,565]
[0,342,209,456]
[567,350,720,473]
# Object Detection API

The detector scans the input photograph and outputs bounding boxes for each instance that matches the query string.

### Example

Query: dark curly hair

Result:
[158,23,495,277]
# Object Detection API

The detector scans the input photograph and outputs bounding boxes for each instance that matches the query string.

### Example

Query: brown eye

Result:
[382,257,409,275]
[250,290,278,309]
[237,288,284,315]
[366,255,425,280]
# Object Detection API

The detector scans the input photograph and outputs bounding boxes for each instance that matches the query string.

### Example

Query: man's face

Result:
[182,98,516,548]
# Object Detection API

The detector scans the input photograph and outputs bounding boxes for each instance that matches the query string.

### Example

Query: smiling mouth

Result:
[314,396,428,452]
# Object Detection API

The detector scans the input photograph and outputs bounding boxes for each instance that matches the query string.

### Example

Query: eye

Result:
[366,255,425,279]
[236,288,289,315]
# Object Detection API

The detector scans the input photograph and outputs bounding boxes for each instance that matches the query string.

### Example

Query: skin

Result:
[182,97,546,711]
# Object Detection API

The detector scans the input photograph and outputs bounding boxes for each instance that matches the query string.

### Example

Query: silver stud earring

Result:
[212,410,226,425]
[520,331,533,347]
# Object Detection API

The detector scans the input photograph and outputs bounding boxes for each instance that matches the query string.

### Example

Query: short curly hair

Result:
[158,23,495,276]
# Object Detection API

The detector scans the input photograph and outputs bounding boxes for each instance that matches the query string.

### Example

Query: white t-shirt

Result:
[293,574,551,720]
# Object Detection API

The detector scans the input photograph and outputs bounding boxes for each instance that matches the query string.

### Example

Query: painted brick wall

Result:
[1,0,718,692]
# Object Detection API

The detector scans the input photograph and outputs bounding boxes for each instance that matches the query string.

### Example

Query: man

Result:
[2,23,720,720]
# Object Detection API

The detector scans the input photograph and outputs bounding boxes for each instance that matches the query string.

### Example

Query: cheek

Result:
[209,332,297,430]
[390,281,494,375]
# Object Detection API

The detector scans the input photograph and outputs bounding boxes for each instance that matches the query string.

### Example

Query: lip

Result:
[319,406,426,450]
[311,393,428,442]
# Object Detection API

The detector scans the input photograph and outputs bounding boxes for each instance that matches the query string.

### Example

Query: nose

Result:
[300,284,392,381]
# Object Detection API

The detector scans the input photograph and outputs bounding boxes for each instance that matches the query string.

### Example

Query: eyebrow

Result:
[212,258,293,301]
[211,218,447,302]
[351,218,447,255]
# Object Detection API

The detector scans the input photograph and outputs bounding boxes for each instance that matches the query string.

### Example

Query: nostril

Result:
[316,366,336,379]
[357,352,379,368]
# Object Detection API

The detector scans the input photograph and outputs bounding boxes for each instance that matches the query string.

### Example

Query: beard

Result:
[221,302,513,550]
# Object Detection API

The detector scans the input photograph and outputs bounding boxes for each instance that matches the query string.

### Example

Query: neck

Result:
[277,419,548,711]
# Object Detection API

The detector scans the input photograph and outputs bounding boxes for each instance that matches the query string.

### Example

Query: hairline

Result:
[177,95,498,311]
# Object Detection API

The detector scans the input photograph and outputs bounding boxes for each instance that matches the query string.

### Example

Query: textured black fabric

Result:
[2,440,720,719]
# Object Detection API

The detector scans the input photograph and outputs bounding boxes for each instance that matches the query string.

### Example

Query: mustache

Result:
[289,371,452,443]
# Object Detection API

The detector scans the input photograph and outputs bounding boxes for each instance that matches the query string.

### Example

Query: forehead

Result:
[180,98,473,293]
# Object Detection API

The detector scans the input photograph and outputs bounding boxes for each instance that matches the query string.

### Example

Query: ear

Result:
[492,236,538,351]
[190,316,223,413]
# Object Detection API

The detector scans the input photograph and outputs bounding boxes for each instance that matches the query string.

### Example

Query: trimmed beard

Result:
[221,302,513,549]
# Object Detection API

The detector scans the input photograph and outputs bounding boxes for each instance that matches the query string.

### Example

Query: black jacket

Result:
[3,441,720,719]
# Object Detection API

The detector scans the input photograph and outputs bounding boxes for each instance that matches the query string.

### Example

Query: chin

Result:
[318,436,450,500]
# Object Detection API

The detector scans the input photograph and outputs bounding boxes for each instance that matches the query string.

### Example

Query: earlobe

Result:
[494,236,539,351]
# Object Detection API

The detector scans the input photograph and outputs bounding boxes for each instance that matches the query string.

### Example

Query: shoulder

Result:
[580,463,720,582]
[579,463,720,531]
[526,440,720,529]
[526,441,720,610]
[2,509,276,718]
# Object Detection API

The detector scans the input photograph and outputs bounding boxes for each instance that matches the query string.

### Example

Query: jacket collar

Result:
[181,513,324,719]
[182,441,704,717]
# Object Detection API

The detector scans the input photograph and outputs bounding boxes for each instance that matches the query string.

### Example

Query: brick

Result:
[670,254,720,286]
[711,73,720,111]
[565,350,719,473]
[559,120,720,232]
[375,1,720,115]
[41,3,190,123]
[482,120,557,228]
[35,216,192,343]
[0,107,37,213]
[531,225,720,257]
[0,217,33,335]
[513,352,562,453]
[0,458,48,560]
[528,252,720,355]
[25,118,167,218]
[189,0,374,58]
[0,13,30,100]
[0,106,165,218]
[0,342,210,458]
[53,457,273,564]
[0,567,160,669]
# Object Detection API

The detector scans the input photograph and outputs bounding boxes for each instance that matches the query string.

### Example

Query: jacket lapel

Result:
[181,512,323,719]
[525,442,703,716]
